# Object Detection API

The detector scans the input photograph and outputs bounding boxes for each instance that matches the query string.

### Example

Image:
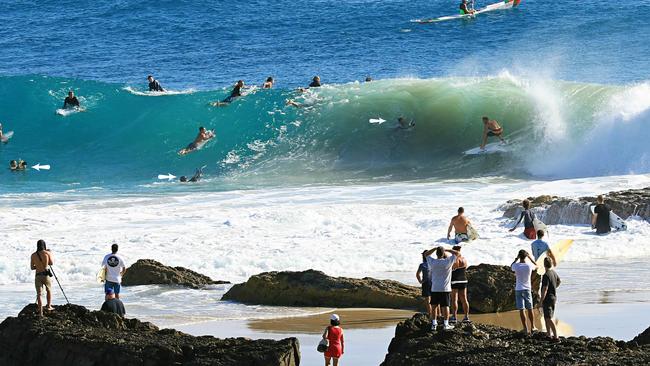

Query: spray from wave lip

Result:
[0,73,648,193]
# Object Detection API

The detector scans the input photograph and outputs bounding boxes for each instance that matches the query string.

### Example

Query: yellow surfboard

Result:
[536,239,573,275]
[96,267,106,284]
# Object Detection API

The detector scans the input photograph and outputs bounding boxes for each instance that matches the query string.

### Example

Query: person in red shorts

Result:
[323,313,344,366]
[509,199,537,239]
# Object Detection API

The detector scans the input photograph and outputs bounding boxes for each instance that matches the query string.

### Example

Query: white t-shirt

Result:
[427,254,456,292]
[511,262,536,291]
[102,253,126,283]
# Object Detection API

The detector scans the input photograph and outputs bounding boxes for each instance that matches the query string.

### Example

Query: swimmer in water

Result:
[180,166,205,183]
[178,127,215,156]
[397,117,415,129]
[63,91,80,109]
[147,75,165,92]
[309,76,321,88]
[263,77,274,89]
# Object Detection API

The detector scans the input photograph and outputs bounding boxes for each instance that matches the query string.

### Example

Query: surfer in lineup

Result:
[531,230,556,265]
[447,207,471,244]
[509,199,537,239]
[592,195,611,234]
[480,116,505,149]
[262,77,274,89]
[63,91,80,109]
[147,75,165,92]
[178,127,215,156]
[212,80,246,106]
[460,0,476,15]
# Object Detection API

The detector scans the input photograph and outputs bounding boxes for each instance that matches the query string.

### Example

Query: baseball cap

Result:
[330,314,340,322]
[105,288,115,295]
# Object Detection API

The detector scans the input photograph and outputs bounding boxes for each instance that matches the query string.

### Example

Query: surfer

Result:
[447,207,471,244]
[509,199,537,239]
[62,91,80,109]
[480,116,506,149]
[511,249,537,335]
[213,80,245,105]
[592,195,611,234]
[416,251,433,318]
[540,257,561,341]
[397,117,415,130]
[101,288,126,317]
[178,127,215,156]
[531,230,557,266]
[460,0,476,15]
[31,240,54,316]
[147,75,165,92]
[450,246,471,324]
[263,77,274,89]
[180,167,204,183]
[10,159,26,171]
[309,76,322,88]
[365,76,373,82]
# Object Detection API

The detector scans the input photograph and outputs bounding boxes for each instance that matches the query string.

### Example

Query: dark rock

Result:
[632,326,650,346]
[222,267,533,313]
[501,187,650,225]
[381,313,650,366]
[0,304,300,366]
[122,259,229,289]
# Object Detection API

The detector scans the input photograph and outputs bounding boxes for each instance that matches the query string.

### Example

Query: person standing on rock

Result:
[424,246,461,331]
[323,314,344,366]
[102,244,127,299]
[447,207,471,244]
[30,239,54,316]
[416,251,433,317]
[592,195,611,234]
[450,246,470,324]
[539,257,561,341]
[511,249,537,335]
[509,199,537,239]
[101,288,126,317]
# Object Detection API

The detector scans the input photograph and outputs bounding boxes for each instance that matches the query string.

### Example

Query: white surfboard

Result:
[412,0,516,23]
[56,107,86,116]
[590,205,627,231]
[536,239,573,275]
[533,218,547,233]
[463,142,509,155]
[1,131,14,143]
[122,86,194,96]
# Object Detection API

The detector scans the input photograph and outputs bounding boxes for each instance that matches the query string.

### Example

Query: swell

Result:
[0,74,648,192]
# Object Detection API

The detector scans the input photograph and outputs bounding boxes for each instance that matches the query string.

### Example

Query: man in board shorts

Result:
[450,246,471,324]
[424,246,461,331]
[447,207,472,244]
[480,116,506,149]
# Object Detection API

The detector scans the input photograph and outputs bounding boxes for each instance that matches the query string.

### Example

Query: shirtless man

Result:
[480,116,506,149]
[178,127,214,155]
[447,207,471,244]
[31,239,54,316]
[397,117,415,130]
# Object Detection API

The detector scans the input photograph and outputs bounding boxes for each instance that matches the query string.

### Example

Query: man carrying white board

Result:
[592,195,611,234]
[480,116,506,150]
[531,230,556,266]
[447,207,471,244]
[511,249,537,335]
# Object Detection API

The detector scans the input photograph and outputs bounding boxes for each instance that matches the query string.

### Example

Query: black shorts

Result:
[421,282,431,297]
[543,296,556,318]
[487,130,502,137]
[451,282,467,290]
[429,292,451,307]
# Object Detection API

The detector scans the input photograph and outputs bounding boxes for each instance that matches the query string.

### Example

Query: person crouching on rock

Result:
[101,287,126,317]
[511,249,537,335]
[416,250,433,317]
[322,314,344,366]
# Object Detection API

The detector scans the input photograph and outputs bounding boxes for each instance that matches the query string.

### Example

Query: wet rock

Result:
[381,313,650,366]
[0,304,300,366]
[632,326,650,346]
[122,259,229,289]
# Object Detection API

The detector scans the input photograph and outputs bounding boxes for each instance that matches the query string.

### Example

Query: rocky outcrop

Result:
[0,304,300,366]
[222,267,532,313]
[632,326,650,346]
[381,313,650,366]
[122,259,229,289]
[501,187,650,225]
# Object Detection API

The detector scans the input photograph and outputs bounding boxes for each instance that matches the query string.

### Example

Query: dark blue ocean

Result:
[1,0,649,193]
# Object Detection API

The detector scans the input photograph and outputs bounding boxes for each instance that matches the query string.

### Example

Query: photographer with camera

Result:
[30,239,54,316]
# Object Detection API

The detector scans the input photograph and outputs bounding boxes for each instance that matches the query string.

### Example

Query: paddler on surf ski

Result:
[460,0,476,15]
[480,116,506,150]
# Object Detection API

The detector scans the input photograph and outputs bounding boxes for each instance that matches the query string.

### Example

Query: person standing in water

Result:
[323,314,344,366]
[540,257,561,341]
[480,116,505,149]
[510,199,537,239]
[416,251,433,317]
[62,91,80,109]
[531,230,556,265]
[147,75,165,92]
[450,246,470,324]
[592,195,611,234]
[511,249,537,335]
[447,207,471,244]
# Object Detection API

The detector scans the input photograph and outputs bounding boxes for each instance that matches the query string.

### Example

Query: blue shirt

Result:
[531,239,550,260]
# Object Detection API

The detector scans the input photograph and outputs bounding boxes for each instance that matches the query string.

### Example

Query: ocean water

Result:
[2,0,650,341]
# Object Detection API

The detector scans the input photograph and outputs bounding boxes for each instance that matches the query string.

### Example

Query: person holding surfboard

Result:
[509,199,537,239]
[480,116,506,150]
[511,249,537,335]
[62,91,80,109]
[147,75,165,92]
[531,230,556,266]
[178,127,215,156]
[447,207,471,244]
[592,195,611,234]
[539,257,561,341]
[101,244,127,299]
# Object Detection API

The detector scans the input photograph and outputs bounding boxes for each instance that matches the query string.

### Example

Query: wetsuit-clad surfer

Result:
[178,127,214,156]
[460,0,475,15]
[63,91,80,109]
[480,116,506,149]
[147,75,165,92]
[180,166,204,183]
[397,117,416,130]
[221,80,245,104]
[309,76,322,88]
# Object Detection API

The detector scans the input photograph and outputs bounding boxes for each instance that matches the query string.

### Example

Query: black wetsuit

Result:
[309,80,321,87]
[222,85,243,103]
[63,96,80,109]
[594,203,611,234]
[148,79,164,92]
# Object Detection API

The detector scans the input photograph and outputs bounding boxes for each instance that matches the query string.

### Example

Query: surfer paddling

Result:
[178,127,215,156]
[63,91,80,109]
[447,207,471,244]
[147,75,165,92]
[480,116,505,149]
[211,80,246,106]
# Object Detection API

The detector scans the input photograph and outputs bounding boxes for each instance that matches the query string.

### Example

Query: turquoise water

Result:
[1,0,649,193]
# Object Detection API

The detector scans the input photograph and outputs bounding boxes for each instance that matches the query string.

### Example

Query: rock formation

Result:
[122,259,229,289]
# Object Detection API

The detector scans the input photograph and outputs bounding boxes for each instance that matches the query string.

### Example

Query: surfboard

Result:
[1,131,14,143]
[412,0,518,23]
[590,205,627,231]
[96,267,106,283]
[533,218,547,234]
[122,86,194,96]
[178,131,215,156]
[536,239,573,275]
[56,107,86,116]
[467,224,479,241]
[463,142,509,155]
